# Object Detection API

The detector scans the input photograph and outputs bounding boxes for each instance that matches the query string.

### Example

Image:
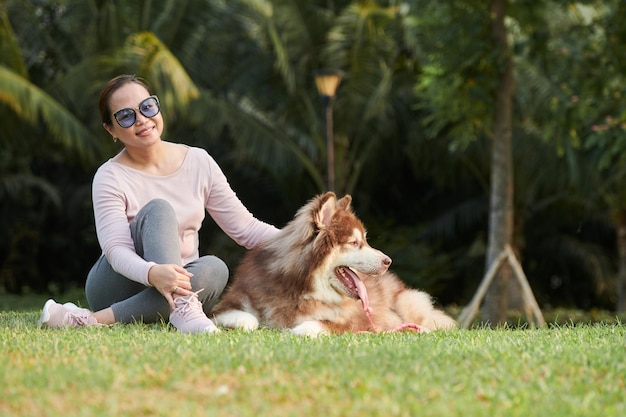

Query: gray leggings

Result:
[85,199,229,324]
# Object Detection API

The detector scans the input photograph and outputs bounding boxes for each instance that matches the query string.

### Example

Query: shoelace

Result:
[172,290,206,323]
[64,311,98,327]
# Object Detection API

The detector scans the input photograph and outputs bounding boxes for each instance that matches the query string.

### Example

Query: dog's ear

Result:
[337,194,352,211]
[315,192,337,229]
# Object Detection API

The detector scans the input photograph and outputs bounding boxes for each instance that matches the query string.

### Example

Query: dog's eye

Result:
[348,240,359,247]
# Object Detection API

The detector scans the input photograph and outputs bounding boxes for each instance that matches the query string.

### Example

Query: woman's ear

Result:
[103,122,115,137]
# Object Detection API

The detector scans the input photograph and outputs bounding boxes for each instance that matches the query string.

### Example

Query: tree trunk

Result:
[482,0,515,325]
[616,209,626,313]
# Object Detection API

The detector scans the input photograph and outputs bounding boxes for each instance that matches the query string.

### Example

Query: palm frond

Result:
[0,173,61,208]
[114,32,200,112]
[0,4,27,76]
[0,65,101,164]
[188,90,324,190]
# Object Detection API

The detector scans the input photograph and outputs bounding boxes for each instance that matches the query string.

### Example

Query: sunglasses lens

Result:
[140,96,160,118]
[114,109,136,128]
[113,96,160,128]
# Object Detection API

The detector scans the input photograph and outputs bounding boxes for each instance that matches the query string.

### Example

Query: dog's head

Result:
[309,192,392,302]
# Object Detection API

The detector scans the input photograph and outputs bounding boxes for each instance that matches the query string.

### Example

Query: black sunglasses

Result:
[113,95,160,128]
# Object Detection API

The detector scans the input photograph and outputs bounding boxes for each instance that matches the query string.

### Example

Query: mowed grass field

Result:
[1,297,625,417]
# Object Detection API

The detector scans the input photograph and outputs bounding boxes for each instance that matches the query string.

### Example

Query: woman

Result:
[39,74,278,333]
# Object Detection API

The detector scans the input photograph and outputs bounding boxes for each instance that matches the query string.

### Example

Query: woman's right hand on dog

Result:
[147,264,194,309]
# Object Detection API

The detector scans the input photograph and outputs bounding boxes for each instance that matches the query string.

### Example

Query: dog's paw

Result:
[289,321,328,337]
[213,310,259,331]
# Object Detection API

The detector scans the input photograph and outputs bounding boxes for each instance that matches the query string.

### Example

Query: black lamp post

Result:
[314,69,343,192]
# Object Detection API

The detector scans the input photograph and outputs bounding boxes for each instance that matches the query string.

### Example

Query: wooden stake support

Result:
[457,244,545,329]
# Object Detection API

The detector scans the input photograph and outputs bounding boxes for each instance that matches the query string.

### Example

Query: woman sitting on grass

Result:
[39,74,278,333]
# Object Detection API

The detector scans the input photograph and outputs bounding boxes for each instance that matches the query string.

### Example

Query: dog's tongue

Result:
[344,268,430,334]
[352,271,376,330]
[350,269,371,314]
[341,267,371,313]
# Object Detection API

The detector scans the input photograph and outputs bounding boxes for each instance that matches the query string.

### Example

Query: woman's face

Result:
[103,82,164,149]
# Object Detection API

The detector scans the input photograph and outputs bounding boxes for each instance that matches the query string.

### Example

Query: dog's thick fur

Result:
[212,192,455,336]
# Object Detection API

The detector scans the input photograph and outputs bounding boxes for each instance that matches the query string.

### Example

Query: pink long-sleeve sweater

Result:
[92,145,278,286]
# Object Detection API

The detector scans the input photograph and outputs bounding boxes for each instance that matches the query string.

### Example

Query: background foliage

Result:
[1,0,625,313]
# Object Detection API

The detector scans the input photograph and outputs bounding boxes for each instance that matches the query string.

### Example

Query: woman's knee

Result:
[131,199,179,249]
[188,256,229,292]
[140,199,176,222]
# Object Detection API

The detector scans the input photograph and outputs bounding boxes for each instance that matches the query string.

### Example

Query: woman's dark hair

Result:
[98,74,151,125]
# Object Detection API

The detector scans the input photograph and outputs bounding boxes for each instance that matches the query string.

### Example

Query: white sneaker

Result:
[169,291,220,334]
[39,299,100,328]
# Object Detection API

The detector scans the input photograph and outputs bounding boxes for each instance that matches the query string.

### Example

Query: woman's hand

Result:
[147,264,194,309]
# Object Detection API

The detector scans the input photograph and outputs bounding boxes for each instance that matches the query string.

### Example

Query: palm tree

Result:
[404,0,517,323]
[481,0,515,324]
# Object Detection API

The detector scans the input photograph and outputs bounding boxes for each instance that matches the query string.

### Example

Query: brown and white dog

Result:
[211,192,456,336]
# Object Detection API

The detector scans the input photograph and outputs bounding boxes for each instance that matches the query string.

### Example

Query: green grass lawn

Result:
[1,304,625,417]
